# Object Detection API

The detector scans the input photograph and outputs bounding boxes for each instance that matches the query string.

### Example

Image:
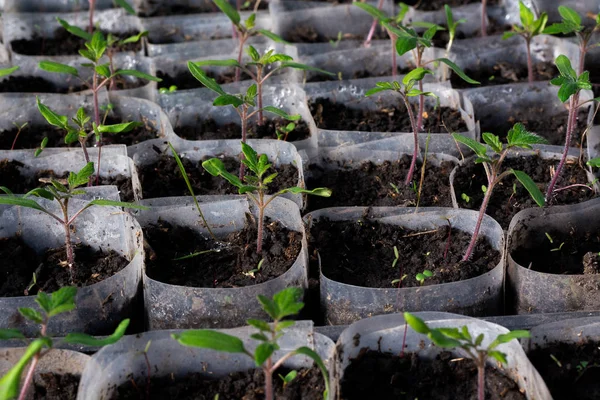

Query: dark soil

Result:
[175,118,310,141]
[11,29,142,56]
[0,76,86,94]
[139,0,268,17]
[405,0,500,11]
[341,349,525,400]
[309,98,468,133]
[144,218,302,288]
[512,226,600,275]
[528,340,600,400]
[0,236,128,297]
[156,70,250,91]
[101,116,160,146]
[32,372,81,400]
[306,155,455,211]
[138,153,298,198]
[452,155,595,229]
[284,26,387,43]
[112,366,325,400]
[450,61,559,89]
[0,159,135,201]
[432,18,509,47]
[479,109,590,146]
[310,217,501,289]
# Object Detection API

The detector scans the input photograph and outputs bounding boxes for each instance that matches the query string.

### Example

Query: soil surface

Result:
[512,226,600,275]
[310,217,500,289]
[138,153,298,198]
[144,218,302,288]
[284,26,387,43]
[0,159,135,201]
[432,18,509,47]
[0,76,86,94]
[341,349,525,399]
[11,29,142,56]
[452,155,595,228]
[32,372,81,400]
[157,70,251,91]
[139,0,268,17]
[0,236,128,297]
[405,0,500,11]
[309,98,468,133]
[528,340,600,400]
[479,109,590,147]
[306,155,455,210]
[175,118,310,142]
[112,366,325,399]
[450,61,559,89]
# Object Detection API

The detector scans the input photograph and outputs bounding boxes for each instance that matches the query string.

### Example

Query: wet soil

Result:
[450,61,559,89]
[113,366,325,400]
[156,70,251,91]
[405,0,500,11]
[144,218,302,288]
[341,349,525,400]
[452,155,595,229]
[175,118,311,142]
[309,217,501,289]
[305,155,455,211]
[138,153,298,198]
[0,159,135,201]
[11,29,143,56]
[528,340,600,400]
[32,372,81,400]
[309,98,468,133]
[0,75,146,94]
[0,236,129,297]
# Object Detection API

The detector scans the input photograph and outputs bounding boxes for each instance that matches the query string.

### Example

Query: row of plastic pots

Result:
[11,311,600,399]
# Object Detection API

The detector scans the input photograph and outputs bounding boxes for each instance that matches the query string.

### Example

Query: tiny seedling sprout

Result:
[415,269,433,285]
[278,370,298,388]
[443,5,466,77]
[243,258,265,279]
[461,193,471,203]
[391,246,400,268]
[0,287,129,400]
[172,287,330,400]
[202,142,331,254]
[404,312,530,400]
[276,122,296,141]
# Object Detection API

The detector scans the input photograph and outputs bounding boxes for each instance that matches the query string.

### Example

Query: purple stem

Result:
[416,80,424,132]
[402,95,420,185]
[239,108,248,180]
[363,0,385,47]
[463,178,493,261]
[391,36,397,78]
[481,0,487,37]
[477,362,485,400]
[257,68,264,125]
[526,39,533,85]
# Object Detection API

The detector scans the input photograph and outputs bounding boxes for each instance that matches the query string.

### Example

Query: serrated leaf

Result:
[213,0,240,25]
[507,123,547,148]
[68,162,95,188]
[95,64,111,78]
[452,133,488,159]
[272,287,304,319]
[57,18,92,41]
[558,6,581,26]
[482,133,503,153]
[402,67,433,86]
[64,319,130,346]
[65,128,80,145]
[257,295,279,320]
[275,320,295,331]
[395,36,418,56]
[247,318,271,332]
[255,342,277,366]
[49,286,77,314]
[512,170,544,207]
[436,58,480,84]
[555,55,577,79]
[18,307,43,324]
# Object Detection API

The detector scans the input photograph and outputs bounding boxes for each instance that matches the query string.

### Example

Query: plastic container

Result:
[407,2,484,38]
[133,196,309,329]
[336,312,552,400]
[77,322,336,399]
[145,35,268,58]
[3,0,125,13]
[0,199,144,336]
[304,207,505,325]
[507,197,600,314]
[505,0,600,27]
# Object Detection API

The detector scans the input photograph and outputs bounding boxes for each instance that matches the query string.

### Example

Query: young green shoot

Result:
[193,46,332,124]
[172,287,330,400]
[481,0,487,36]
[159,85,178,94]
[0,287,129,400]
[545,55,594,202]
[0,162,146,283]
[366,68,438,185]
[243,258,265,279]
[391,246,400,268]
[404,312,530,400]
[416,269,433,285]
[276,122,295,142]
[444,5,466,73]
[502,1,548,85]
[278,370,297,388]
[452,123,547,260]
[10,122,28,151]
[203,143,330,254]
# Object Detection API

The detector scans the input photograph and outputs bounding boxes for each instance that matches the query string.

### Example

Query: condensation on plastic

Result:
[506,0,600,27]
[77,323,336,399]
[159,82,318,158]
[406,2,484,38]
[336,312,552,400]
[131,195,308,329]
[507,197,600,314]
[525,316,600,353]
[293,39,387,57]
[303,207,505,325]
[303,77,478,148]
[0,200,144,336]
[146,35,269,58]
[131,138,306,207]
[4,9,144,62]
[3,0,128,13]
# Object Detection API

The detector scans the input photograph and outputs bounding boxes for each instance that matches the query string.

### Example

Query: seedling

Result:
[545,55,595,201]
[391,246,400,268]
[481,0,488,36]
[544,6,600,75]
[545,232,565,252]
[202,142,331,254]
[502,1,548,84]
[452,123,547,260]
[193,46,332,124]
[212,0,290,81]
[278,370,297,388]
[404,312,530,400]
[9,122,28,151]
[38,30,160,179]
[0,287,129,400]
[0,162,146,283]
[461,193,471,203]
[172,287,330,400]
[391,275,407,287]
[416,269,433,285]
[442,5,466,80]
[329,31,343,48]
[187,65,300,178]
[159,85,177,94]
[243,258,265,279]
[276,123,295,142]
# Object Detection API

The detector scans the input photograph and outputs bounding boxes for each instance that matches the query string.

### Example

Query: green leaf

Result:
[557,81,578,102]
[555,55,577,79]
[436,58,479,84]
[558,6,581,26]
[39,61,79,77]
[507,123,547,148]
[475,333,484,346]
[202,158,244,188]
[451,133,488,159]
[353,2,389,21]
[365,87,388,96]
[68,162,95,188]
[115,69,162,82]
[57,18,92,41]
[114,0,136,15]
[518,1,534,28]
[278,187,332,197]
[256,29,291,45]
[423,25,443,41]
[294,346,330,400]
[172,330,246,353]
[64,319,130,346]
[261,106,300,121]
[86,199,149,210]
[266,54,294,64]
[482,133,503,153]
[37,97,68,129]
[502,31,517,40]
[488,350,508,365]
[188,62,226,95]
[512,170,544,207]
[587,157,600,168]
[257,295,279,320]
[246,84,258,100]
[194,59,242,68]
[428,329,462,348]
[395,36,418,56]
[436,327,465,340]
[255,342,277,366]
[213,0,240,25]
[272,287,304,319]
[247,319,271,332]
[275,320,295,332]
[120,31,148,45]
[403,312,430,334]
[0,339,47,400]
[279,62,335,76]
[25,187,55,200]
[251,333,269,341]
[18,307,43,324]
[246,45,261,62]
[98,121,142,133]
[213,94,244,107]
[489,330,531,350]
[402,67,433,86]
[47,286,77,316]
[0,65,19,78]
[543,22,576,35]
[0,195,47,213]
[0,329,25,340]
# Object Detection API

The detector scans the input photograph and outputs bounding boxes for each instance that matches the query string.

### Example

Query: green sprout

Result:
[276,122,296,142]
[443,5,466,77]
[416,269,433,285]
[243,258,265,279]
[172,287,330,400]
[461,193,471,203]
[159,85,178,94]
[278,370,298,388]
[391,246,400,268]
